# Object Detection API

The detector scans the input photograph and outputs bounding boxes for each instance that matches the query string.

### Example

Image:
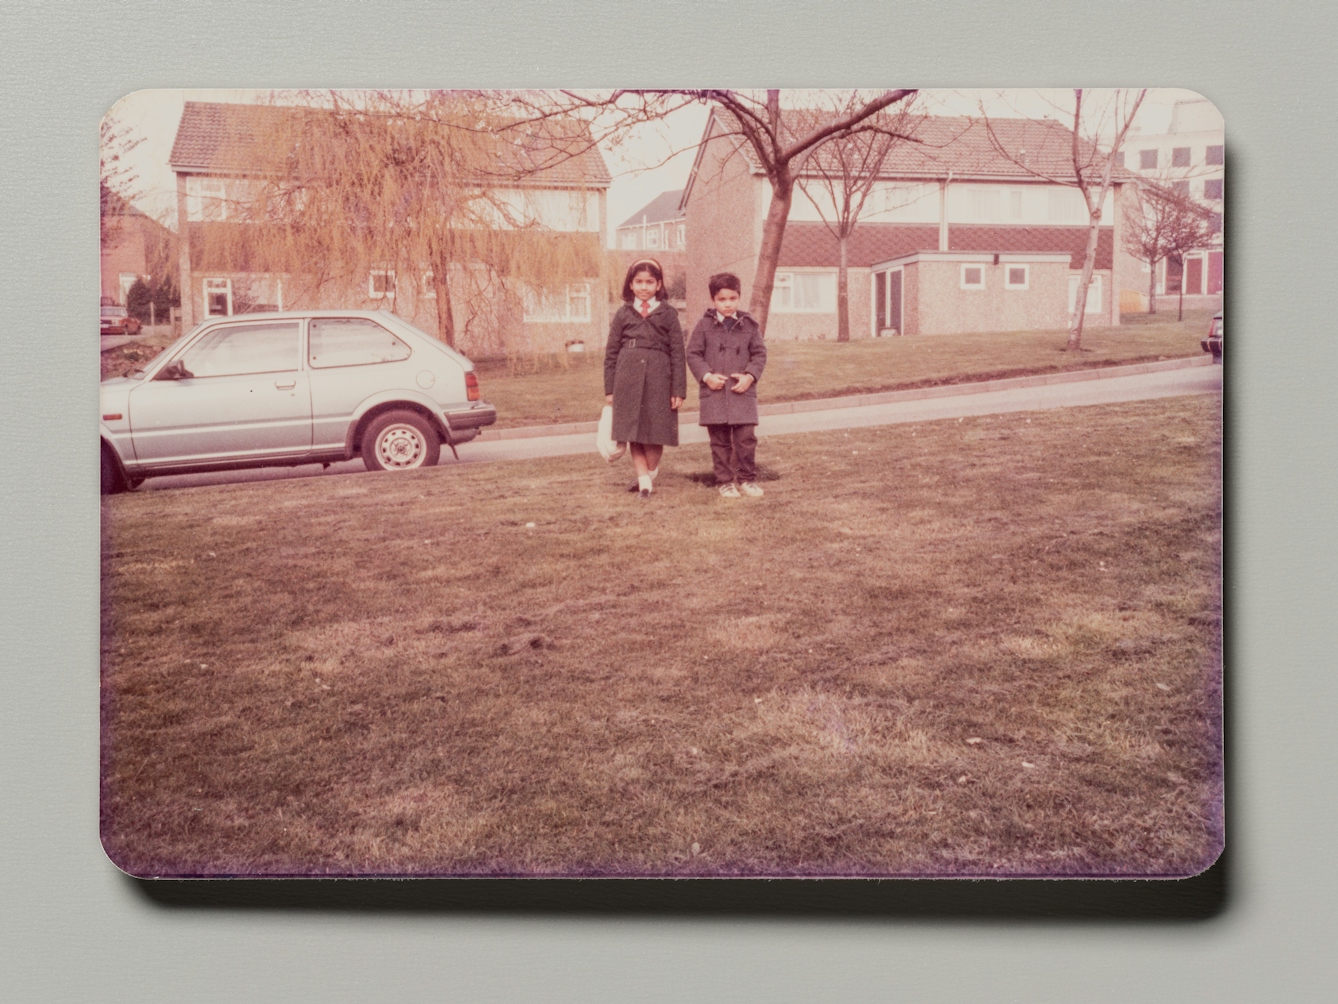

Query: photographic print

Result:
[99,88,1223,877]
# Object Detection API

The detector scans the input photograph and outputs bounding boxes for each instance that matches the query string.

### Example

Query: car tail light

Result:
[466,371,480,402]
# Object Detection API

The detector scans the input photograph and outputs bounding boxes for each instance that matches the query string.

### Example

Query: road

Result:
[138,362,1222,492]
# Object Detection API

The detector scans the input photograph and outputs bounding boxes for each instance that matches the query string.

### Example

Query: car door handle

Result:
[275,379,297,390]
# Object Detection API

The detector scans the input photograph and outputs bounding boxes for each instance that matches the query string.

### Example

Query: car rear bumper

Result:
[443,402,497,432]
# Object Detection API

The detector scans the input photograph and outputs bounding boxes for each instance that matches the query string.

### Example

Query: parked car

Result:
[1201,310,1222,363]
[101,304,142,337]
[100,310,496,493]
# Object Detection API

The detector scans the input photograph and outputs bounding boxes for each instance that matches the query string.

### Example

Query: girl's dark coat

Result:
[604,301,687,445]
[686,310,767,426]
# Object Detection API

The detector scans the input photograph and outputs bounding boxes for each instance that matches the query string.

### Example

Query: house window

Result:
[1210,211,1223,233]
[203,278,232,317]
[369,270,395,299]
[1114,151,1125,167]
[1206,145,1224,165]
[1007,189,1023,220]
[1005,264,1029,290]
[200,179,228,221]
[645,228,660,249]
[677,224,685,248]
[118,272,140,303]
[1203,179,1224,200]
[771,271,836,313]
[960,264,985,290]
[1139,149,1158,170]
[619,231,638,250]
[523,283,592,323]
[1172,147,1191,167]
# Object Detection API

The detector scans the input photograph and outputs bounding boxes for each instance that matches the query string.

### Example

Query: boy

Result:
[686,273,768,499]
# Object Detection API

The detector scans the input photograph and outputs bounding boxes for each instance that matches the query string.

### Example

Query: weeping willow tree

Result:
[192,90,606,356]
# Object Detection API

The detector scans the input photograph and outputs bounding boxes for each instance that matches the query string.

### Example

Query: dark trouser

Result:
[707,424,757,484]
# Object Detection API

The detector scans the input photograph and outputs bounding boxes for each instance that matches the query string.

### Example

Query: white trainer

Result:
[719,483,742,499]
[739,482,764,497]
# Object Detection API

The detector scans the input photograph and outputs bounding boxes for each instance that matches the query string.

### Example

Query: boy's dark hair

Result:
[621,259,665,303]
[708,272,742,298]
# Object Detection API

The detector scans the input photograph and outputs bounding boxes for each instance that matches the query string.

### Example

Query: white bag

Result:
[596,405,626,462]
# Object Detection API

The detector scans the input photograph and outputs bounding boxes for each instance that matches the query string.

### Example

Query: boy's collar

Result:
[708,308,751,323]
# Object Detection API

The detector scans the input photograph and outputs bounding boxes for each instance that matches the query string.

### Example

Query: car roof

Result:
[201,309,399,321]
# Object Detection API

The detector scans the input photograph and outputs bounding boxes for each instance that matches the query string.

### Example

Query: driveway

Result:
[137,359,1222,492]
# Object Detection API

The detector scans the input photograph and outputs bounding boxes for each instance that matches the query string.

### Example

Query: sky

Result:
[104,88,1213,243]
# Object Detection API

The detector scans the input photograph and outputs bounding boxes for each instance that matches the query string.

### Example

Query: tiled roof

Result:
[617,189,685,229]
[712,109,1137,184]
[779,221,1113,271]
[169,101,611,186]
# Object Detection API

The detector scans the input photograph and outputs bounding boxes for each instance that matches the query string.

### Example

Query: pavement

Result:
[138,356,1221,492]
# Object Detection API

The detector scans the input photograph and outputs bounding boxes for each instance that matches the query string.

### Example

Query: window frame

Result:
[770,270,837,313]
[1205,145,1224,166]
[203,277,232,317]
[1202,178,1224,201]
[522,282,593,324]
[960,263,986,290]
[368,269,396,300]
[1139,149,1159,170]
[1004,264,1030,290]
[1172,146,1191,167]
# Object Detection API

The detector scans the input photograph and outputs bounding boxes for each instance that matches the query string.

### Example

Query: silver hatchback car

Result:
[100,310,496,493]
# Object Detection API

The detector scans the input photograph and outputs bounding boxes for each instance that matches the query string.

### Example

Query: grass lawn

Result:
[101,394,1222,877]
[476,308,1217,428]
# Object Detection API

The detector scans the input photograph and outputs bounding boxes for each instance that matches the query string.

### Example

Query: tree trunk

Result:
[1148,258,1158,315]
[749,174,794,337]
[836,234,850,341]
[431,247,456,348]
[1178,279,1185,322]
[1067,209,1103,351]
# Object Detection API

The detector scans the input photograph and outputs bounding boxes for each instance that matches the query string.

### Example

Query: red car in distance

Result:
[101,303,142,337]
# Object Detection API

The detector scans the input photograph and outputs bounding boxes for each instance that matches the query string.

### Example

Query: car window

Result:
[309,318,412,368]
[177,321,301,378]
[102,306,126,317]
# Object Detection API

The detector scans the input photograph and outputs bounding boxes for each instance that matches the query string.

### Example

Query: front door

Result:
[128,319,312,466]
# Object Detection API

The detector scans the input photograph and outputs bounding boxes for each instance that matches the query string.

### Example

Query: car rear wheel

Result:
[361,410,440,473]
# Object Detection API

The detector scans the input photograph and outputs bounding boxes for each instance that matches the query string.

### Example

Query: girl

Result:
[604,258,686,498]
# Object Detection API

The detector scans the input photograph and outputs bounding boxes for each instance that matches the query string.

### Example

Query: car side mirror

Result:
[155,360,193,381]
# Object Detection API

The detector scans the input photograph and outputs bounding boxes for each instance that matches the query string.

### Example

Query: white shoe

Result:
[719,483,741,499]
[739,481,764,498]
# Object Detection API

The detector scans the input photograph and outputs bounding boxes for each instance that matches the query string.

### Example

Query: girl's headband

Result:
[629,257,664,273]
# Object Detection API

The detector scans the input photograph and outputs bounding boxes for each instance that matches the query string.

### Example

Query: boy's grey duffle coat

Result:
[604,300,687,446]
[686,309,767,426]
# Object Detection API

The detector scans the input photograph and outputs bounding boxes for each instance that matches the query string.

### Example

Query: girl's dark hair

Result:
[708,272,742,297]
[622,259,665,303]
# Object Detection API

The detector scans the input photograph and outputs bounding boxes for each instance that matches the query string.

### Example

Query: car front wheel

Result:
[101,446,123,495]
[360,410,441,473]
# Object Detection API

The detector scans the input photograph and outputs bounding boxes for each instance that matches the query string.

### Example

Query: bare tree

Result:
[522,89,918,335]
[100,114,143,250]
[983,88,1145,350]
[1122,180,1216,315]
[795,95,922,340]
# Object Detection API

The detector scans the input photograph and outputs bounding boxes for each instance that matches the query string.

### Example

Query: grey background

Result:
[1,0,1332,999]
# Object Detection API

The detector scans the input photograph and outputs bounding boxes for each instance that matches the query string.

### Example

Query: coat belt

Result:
[624,338,668,354]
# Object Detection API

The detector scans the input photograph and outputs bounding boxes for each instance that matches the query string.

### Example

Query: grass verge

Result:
[101,394,1222,876]
[475,309,1216,428]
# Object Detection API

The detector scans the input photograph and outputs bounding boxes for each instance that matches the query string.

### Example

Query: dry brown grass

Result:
[101,394,1222,877]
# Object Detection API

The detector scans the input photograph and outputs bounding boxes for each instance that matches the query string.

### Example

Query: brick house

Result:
[681,110,1143,338]
[168,101,612,358]
[1120,98,1224,307]
[100,189,175,306]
